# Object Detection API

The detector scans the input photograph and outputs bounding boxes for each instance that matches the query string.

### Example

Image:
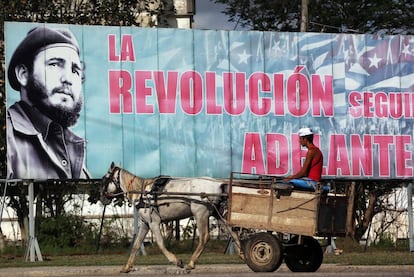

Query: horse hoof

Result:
[120,267,131,273]
[176,259,184,268]
[185,265,195,271]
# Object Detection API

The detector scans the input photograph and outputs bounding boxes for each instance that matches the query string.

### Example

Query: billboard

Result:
[5,22,414,180]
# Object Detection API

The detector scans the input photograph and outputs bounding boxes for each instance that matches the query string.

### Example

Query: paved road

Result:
[1,264,414,277]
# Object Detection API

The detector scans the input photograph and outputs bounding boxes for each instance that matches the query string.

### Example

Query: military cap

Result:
[7,25,80,91]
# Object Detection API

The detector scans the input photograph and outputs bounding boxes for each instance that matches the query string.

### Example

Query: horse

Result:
[101,162,239,273]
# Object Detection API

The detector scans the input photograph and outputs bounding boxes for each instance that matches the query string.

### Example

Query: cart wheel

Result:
[243,232,283,272]
[284,236,323,272]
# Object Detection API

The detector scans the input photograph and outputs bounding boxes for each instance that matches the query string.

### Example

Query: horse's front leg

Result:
[149,220,184,268]
[121,217,149,273]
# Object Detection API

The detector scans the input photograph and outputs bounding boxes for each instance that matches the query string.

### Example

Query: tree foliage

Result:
[2,0,173,27]
[351,181,401,242]
[215,0,414,34]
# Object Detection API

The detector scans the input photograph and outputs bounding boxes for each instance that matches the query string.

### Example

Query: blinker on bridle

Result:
[103,167,123,198]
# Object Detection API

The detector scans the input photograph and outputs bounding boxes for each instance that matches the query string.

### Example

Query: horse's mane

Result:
[118,167,156,193]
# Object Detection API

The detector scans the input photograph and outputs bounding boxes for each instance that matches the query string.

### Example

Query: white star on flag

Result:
[238,50,251,64]
[368,53,381,68]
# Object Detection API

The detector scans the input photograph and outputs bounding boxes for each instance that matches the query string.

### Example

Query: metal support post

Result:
[0,181,9,227]
[25,181,43,262]
[407,183,413,252]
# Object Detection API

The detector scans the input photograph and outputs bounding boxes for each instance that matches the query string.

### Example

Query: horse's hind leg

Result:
[186,206,210,270]
[121,218,149,273]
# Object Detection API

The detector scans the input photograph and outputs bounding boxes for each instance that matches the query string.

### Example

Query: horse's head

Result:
[101,161,123,205]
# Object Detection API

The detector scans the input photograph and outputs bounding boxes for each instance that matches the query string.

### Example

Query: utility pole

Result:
[300,0,309,32]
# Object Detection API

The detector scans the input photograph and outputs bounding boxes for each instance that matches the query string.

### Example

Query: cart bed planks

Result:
[227,173,347,237]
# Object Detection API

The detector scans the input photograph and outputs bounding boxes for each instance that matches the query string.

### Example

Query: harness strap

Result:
[135,177,148,208]
[116,168,126,197]
[127,175,137,191]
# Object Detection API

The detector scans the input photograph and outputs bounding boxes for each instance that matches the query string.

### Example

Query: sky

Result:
[193,0,241,30]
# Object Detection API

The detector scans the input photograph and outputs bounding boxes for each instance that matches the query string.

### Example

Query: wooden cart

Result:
[227,172,348,272]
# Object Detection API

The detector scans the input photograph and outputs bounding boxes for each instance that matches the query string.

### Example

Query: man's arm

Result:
[284,148,316,181]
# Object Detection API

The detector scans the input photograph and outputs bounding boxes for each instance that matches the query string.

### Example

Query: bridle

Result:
[102,166,124,199]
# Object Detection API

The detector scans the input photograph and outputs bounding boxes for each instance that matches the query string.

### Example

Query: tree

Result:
[369,188,407,244]
[300,0,308,32]
[351,181,405,243]
[214,0,414,34]
[331,180,407,244]
[0,0,174,247]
